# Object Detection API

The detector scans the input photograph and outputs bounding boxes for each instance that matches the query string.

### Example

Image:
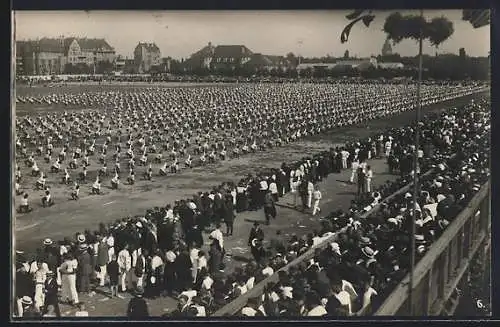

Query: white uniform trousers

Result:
[312,200,321,216]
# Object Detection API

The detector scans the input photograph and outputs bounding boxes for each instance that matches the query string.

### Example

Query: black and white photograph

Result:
[11,9,491,319]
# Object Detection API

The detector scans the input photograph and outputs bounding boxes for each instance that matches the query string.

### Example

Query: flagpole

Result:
[409,8,424,316]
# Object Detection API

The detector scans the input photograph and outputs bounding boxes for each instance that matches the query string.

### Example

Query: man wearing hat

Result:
[15,259,33,317]
[118,244,132,293]
[263,189,277,225]
[76,243,92,295]
[43,270,60,317]
[127,286,149,318]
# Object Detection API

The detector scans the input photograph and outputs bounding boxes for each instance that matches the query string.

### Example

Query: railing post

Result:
[480,188,490,233]
[463,220,471,259]
[457,225,463,264]
[438,248,447,299]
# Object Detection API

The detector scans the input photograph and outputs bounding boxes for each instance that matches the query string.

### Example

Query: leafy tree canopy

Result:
[341,10,454,48]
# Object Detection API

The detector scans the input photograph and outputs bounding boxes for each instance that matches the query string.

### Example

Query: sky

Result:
[14,10,490,60]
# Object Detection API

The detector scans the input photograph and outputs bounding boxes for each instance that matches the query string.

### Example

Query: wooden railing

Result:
[375,180,491,316]
[213,167,438,316]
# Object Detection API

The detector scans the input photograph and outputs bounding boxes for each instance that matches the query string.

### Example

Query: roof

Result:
[136,42,160,53]
[185,44,216,67]
[17,37,114,55]
[34,38,65,53]
[213,45,252,59]
[76,38,114,52]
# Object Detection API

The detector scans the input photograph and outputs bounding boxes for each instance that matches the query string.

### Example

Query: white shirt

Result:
[118,249,131,270]
[269,182,278,194]
[363,287,378,308]
[151,255,163,271]
[181,290,197,303]
[237,284,248,295]
[165,209,174,220]
[106,235,115,247]
[262,266,274,276]
[190,248,199,267]
[313,190,322,200]
[342,280,358,299]
[246,277,255,290]
[202,276,214,290]
[259,180,268,191]
[335,290,352,314]
[307,182,314,193]
[366,169,373,179]
[193,305,206,317]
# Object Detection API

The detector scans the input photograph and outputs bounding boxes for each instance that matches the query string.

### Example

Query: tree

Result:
[462,9,490,28]
[286,52,297,66]
[96,61,114,74]
[340,11,454,49]
[344,50,350,59]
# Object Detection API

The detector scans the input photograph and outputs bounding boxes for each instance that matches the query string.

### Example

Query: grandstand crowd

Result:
[14,86,490,317]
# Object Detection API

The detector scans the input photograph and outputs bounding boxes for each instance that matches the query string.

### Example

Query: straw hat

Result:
[43,238,53,246]
[415,234,427,244]
[77,234,86,243]
[359,236,371,245]
[361,246,377,259]
[21,296,33,305]
[134,286,144,297]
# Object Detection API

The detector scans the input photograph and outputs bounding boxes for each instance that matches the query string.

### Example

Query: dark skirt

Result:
[236,193,248,212]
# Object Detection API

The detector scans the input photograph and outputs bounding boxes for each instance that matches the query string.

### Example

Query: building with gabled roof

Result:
[134,42,161,73]
[211,44,253,69]
[65,37,116,68]
[184,42,253,71]
[16,37,116,75]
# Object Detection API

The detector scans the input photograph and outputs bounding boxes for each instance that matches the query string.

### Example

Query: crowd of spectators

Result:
[16,74,488,87]
[14,95,490,318]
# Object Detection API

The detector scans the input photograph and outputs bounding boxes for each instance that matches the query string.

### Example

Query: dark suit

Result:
[175,251,192,291]
[248,227,264,246]
[77,251,92,293]
[223,199,235,236]
[127,297,149,318]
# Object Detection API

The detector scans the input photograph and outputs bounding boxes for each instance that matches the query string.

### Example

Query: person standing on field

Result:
[349,157,359,184]
[107,254,120,298]
[263,190,276,225]
[306,179,315,209]
[97,237,109,287]
[312,186,322,216]
[118,244,132,293]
